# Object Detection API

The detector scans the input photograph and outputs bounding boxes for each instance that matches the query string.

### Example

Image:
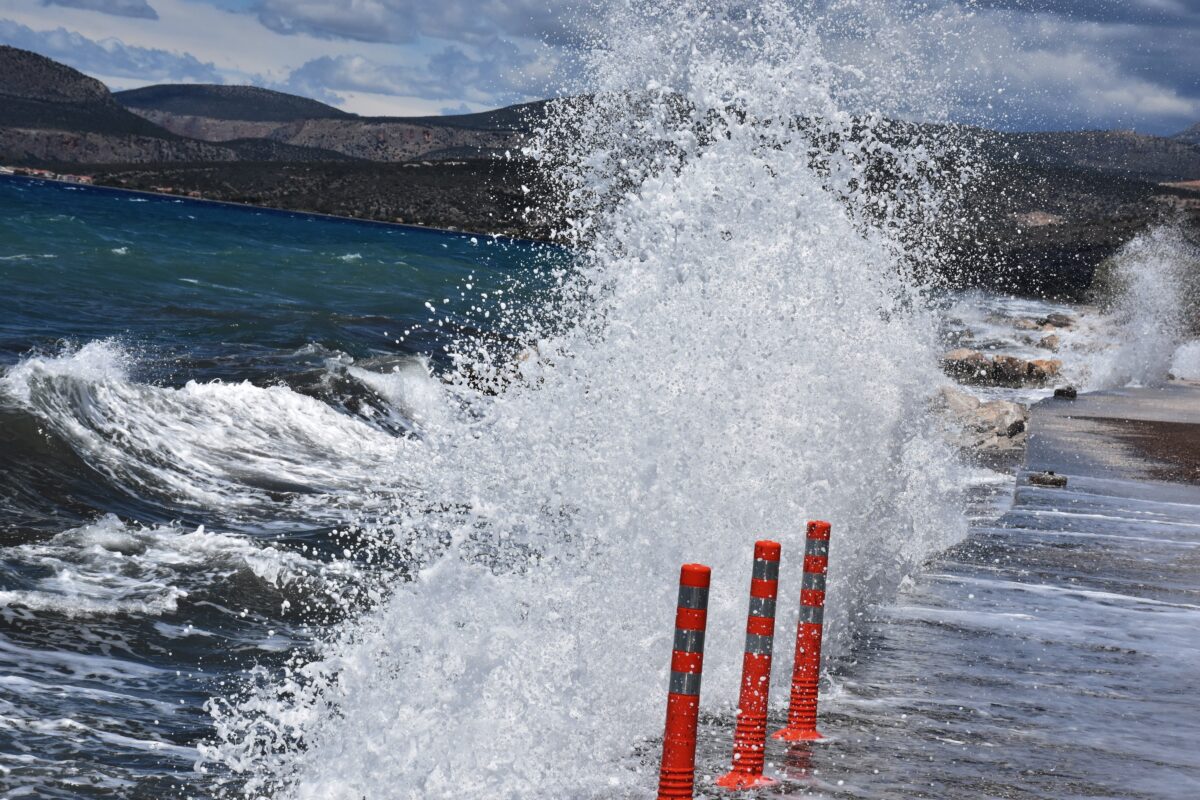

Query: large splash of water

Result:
[1085,227,1199,389]
[203,2,968,796]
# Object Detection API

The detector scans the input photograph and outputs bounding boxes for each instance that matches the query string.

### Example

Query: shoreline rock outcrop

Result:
[934,386,1030,456]
[942,349,1062,387]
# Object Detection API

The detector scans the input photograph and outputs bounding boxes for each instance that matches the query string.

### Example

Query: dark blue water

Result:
[0,176,553,797]
[0,176,548,374]
[5,176,1197,800]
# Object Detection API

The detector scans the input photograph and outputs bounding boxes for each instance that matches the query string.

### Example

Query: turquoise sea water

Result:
[0,175,552,795]
[0,176,545,374]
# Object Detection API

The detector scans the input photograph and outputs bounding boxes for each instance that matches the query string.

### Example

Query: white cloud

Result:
[253,0,590,46]
[41,0,158,20]
[0,0,1196,129]
[0,18,221,81]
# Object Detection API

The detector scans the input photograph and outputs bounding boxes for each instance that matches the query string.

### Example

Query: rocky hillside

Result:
[945,158,1200,298]
[115,84,350,122]
[0,47,354,165]
[117,84,534,161]
[87,159,555,239]
[0,44,111,104]
[979,128,1200,183]
[1176,123,1200,147]
[1,45,179,138]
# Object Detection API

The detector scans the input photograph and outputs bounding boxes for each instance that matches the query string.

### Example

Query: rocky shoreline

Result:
[934,309,1082,464]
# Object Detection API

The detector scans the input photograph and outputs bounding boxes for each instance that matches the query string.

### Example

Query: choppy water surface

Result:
[4,1,1200,796]
[3,168,1199,800]
[0,175,557,796]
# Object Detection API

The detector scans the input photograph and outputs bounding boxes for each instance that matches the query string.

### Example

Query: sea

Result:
[0,176,562,797]
[3,5,1200,796]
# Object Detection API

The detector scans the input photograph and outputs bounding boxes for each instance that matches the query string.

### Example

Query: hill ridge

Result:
[115,84,351,123]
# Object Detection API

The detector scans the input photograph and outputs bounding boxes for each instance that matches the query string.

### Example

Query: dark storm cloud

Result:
[0,19,223,82]
[41,0,159,20]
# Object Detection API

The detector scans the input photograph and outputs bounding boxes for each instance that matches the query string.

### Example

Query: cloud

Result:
[945,4,1200,131]
[0,18,223,82]
[2,0,1198,131]
[282,38,561,108]
[806,1,1200,134]
[962,0,1200,28]
[253,0,589,46]
[41,0,159,20]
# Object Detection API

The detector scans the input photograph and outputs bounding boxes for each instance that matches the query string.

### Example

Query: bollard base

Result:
[714,770,778,790]
[770,727,824,742]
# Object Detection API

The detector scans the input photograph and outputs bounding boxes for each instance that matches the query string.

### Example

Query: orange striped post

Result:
[715,540,781,790]
[657,563,711,800]
[773,521,831,742]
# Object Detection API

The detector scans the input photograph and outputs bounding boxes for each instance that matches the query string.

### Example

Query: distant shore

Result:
[0,170,555,247]
[71,159,558,243]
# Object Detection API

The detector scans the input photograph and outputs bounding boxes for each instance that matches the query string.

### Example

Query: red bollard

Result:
[715,540,782,790]
[657,563,711,800]
[773,520,832,742]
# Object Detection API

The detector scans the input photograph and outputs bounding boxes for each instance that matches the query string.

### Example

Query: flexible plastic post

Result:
[773,521,831,742]
[715,540,781,790]
[657,563,712,800]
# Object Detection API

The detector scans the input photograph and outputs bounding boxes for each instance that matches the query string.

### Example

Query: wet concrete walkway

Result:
[720,382,1200,798]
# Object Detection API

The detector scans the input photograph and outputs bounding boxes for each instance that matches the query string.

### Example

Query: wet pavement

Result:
[691,382,1200,799]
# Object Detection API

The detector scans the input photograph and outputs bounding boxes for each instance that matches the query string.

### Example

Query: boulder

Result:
[1029,359,1062,382]
[1054,386,1078,399]
[1028,471,1068,488]
[936,384,981,416]
[1037,313,1074,328]
[1013,318,1041,331]
[1038,334,1061,351]
[935,387,1030,454]
[941,349,990,381]
[990,355,1028,386]
[942,351,1062,387]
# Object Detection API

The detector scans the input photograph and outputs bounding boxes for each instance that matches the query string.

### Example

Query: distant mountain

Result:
[0,47,354,165]
[0,44,110,105]
[115,84,350,122]
[115,82,536,161]
[1175,123,1200,147]
[1,45,182,138]
[980,128,1200,184]
[399,101,548,131]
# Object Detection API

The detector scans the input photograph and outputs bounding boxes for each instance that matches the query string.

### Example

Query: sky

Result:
[0,0,1197,133]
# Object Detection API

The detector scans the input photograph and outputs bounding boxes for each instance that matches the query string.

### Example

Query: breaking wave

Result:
[0,340,430,526]
[202,2,970,798]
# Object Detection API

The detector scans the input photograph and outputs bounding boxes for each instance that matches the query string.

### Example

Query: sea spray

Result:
[204,2,969,797]
[1086,226,1200,389]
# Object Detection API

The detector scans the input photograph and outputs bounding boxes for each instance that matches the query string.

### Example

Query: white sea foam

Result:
[0,340,416,521]
[346,359,450,435]
[0,515,351,619]
[204,2,969,797]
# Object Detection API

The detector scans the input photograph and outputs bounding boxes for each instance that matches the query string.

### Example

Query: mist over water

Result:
[204,2,970,797]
